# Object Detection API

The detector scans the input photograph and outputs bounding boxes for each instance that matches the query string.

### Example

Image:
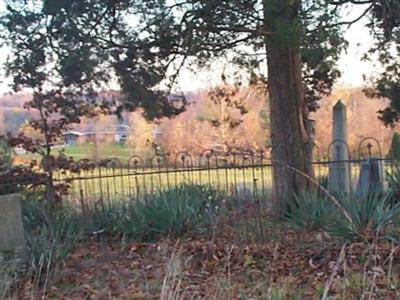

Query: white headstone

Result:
[329,100,351,194]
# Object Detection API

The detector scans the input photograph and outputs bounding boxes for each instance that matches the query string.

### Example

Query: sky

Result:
[336,5,376,87]
[176,4,376,90]
[0,2,375,93]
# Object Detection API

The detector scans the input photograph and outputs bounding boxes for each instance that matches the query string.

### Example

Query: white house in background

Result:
[14,146,26,155]
[113,124,130,143]
[62,130,85,145]
[62,124,130,145]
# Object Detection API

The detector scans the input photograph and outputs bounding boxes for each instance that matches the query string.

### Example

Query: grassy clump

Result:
[0,195,82,296]
[285,190,335,231]
[387,163,400,201]
[0,253,21,299]
[22,196,82,280]
[88,184,222,242]
[285,190,400,241]
[1,184,220,296]
[328,192,400,241]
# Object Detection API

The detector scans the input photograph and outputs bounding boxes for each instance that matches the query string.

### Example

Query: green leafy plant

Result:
[285,189,400,241]
[285,190,334,231]
[0,140,12,169]
[22,196,82,280]
[389,133,400,159]
[327,192,400,241]
[387,163,400,202]
[0,140,19,195]
[318,175,329,190]
[0,253,22,299]
[88,184,221,242]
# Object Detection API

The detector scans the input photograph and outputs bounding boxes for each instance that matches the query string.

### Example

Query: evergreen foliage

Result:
[0,0,347,117]
[0,140,12,172]
[389,132,400,159]
[0,141,17,195]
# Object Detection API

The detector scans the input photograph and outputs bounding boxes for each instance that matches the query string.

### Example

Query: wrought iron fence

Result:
[55,149,275,209]
[1,137,399,210]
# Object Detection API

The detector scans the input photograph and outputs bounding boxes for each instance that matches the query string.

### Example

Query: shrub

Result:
[285,190,334,231]
[0,140,12,170]
[326,192,400,241]
[0,141,19,195]
[387,163,400,201]
[389,132,400,159]
[88,184,221,242]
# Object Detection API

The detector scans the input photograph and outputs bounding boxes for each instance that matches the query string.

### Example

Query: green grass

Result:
[15,142,134,164]
[62,143,132,161]
[0,195,83,296]
[59,165,275,206]
[57,162,345,207]
[86,184,222,242]
[0,184,222,296]
[13,143,366,208]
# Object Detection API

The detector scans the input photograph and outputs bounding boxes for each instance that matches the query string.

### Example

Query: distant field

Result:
[14,142,134,164]
[63,143,131,160]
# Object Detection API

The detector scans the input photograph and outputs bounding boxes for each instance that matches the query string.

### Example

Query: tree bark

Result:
[264,0,313,215]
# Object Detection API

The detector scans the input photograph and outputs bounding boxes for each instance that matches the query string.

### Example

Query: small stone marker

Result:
[356,161,371,199]
[356,158,388,198]
[232,184,253,206]
[0,194,25,253]
[329,100,351,194]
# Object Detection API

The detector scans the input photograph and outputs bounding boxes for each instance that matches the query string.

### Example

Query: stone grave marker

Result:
[356,158,387,198]
[0,194,25,253]
[329,100,351,194]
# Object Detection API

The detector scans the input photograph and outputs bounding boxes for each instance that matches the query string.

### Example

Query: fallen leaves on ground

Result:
[11,206,400,299]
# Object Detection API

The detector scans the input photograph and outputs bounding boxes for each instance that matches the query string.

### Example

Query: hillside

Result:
[1,87,398,157]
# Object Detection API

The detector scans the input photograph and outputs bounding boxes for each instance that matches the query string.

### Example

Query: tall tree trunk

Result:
[264,0,313,215]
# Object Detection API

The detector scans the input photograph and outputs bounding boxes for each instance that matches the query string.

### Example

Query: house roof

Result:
[62,131,128,136]
[63,131,84,136]
[62,125,130,137]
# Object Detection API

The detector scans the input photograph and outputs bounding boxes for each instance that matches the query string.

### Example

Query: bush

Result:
[0,140,12,170]
[326,192,400,241]
[389,132,400,159]
[88,184,221,242]
[285,190,334,231]
[0,141,18,195]
[387,163,400,200]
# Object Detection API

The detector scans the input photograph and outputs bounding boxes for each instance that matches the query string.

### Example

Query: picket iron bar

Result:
[0,138,399,205]
[33,157,393,183]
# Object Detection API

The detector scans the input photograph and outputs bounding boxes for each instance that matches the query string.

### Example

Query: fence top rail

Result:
[1,156,397,187]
